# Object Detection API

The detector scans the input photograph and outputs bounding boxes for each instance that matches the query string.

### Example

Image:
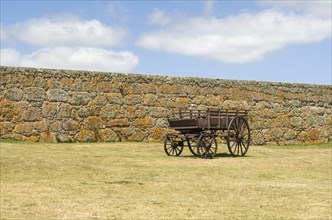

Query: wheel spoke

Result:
[231,140,236,149]
[241,140,248,150]
[239,141,244,155]
[237,142,240,155]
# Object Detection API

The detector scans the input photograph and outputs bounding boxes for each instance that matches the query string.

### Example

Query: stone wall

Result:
[1,66,331,145]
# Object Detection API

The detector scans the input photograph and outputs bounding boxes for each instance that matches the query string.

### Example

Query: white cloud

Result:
[148,9,171,26]
[137,9,331,63]
[203,0,216,17]
[7,17,127,47]
[259,0,332,18]
[0,25,7,41]
[1,47,139,72]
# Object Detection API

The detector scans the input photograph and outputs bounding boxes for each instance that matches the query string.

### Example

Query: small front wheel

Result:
[164,135,184,156]
[197,133,218,159]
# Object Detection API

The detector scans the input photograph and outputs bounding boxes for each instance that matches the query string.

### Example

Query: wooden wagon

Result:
[164,108,250,159]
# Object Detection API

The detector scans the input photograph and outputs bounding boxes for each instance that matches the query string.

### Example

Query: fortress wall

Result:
[1,66,331,145]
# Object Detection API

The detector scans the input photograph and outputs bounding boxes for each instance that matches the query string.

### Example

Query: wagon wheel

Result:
[197,133,218,159]
[187,138,199,156]
[164,135,184,156]
[227,116,250,157]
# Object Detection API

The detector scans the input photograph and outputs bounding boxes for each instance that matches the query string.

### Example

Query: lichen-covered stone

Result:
[40,132,57,142]
[25,87,46,102]
[47,89,68,102]
[0,122,15,135]
[13,123,35,136]
[0,100,19,121]
[22,107,42,122]
[106,93,123,105]
[143,94,158,106]
[26,136,39,142]
[147,107,170,118]
[93,95,109,106]
[290,117,304,129]
[69,92,90,105]
[57,134,74,143]
[4,88,24,101]
[74,129,96,142]
[58,103,72,118]
[97,129,118,142]
[100,104,118,119]
[84,116,103,130]
[148,128,167,141]
[133,117,154,129]
[127,130,146,141]
[42,102,59,119]
[107,118,130,127]
[62,119,80,131]
[124,94,142,105]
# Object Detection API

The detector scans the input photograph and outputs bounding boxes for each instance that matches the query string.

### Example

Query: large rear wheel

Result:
[227,116,250,157]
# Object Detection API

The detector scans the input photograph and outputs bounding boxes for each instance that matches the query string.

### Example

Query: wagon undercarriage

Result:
[164,109,250,159]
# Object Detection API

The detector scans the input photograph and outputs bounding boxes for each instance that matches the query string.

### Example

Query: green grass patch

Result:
[1,142,331,219]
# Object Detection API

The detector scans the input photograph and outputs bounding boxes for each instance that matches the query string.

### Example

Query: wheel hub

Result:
[171,142,178,149]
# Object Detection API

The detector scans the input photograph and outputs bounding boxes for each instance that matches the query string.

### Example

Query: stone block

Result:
[34,120,48,132]
[148,107,170,118]
[106,93,123,105]
[97,129,118,142]
[158,98,176,108]
[107,118,130,127]
[308,128,320,141]
[25,87,46,102]
[42,102,59,119]
[46,78,62,90]
[290,117,304,129]
[69,92,91,105]
[62,119,80,131]
[57,134,74,143]
[143,94,158,106]
[93,95,109,106]
[60,77,74,90]
[133,117,154,129]
[75,129,96,142]
[47,89,68,102]
[100,104,118,119]
[124,94,142,105]
[1,133,25,141]
[148,128,167,141]
[4,88,24,101]
[283,129,296,140]
[26,136,39,142]
[84,116,103,130]
[48,120,62,132]
[128,130,146,141]
[13,123,35,136]
[40,132,57,142]
[0,122,15,135]
[0,100,19,121]
[22,107,42,122]
[59,104,72,118]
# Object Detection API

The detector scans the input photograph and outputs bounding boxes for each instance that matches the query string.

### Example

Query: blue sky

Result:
[1,1,331,85]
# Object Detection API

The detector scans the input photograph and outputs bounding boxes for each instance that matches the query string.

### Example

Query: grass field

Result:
[0,140,331,220]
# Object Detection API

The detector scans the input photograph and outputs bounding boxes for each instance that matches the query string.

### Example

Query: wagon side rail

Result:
[171,108,248,130]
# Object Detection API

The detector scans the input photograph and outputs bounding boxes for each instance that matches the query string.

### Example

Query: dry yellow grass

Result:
[0,140,331,219]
